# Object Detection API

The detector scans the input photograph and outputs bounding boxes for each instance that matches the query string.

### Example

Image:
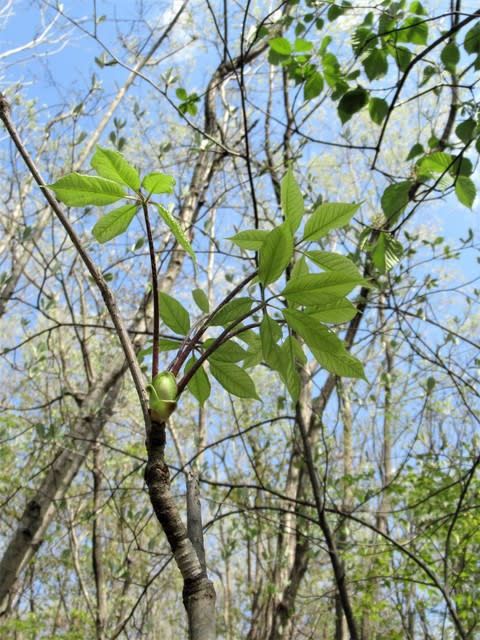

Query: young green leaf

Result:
[397,17,428,45]
[417,152,454,175]
[91,146,140,191]
[210,297,253,327]
[381,181,413,219]
[304,71,324,100]
[455,176,476,209]
[238,331,263,368]
[305,250,360,277]
[46,173,126,206]
[363,49,388,81]
[92,204,138,243]
[155,203,196,263]
[185,357,211,405]
[283,309,365,378]
[441,42,460,72]
[269,37,292,56]
[371,232,403,273]
[305,297,358,323]
[282,272,367,304]
[260,312,282,367]
[281,167,304,232]
[338,87,369,124]
[192,288,209,313]
[205,338,247,363]
[209,361,259,399]
[158,292,190,335]
[227,229,269,250]
[302,202,359,242]
[368,97,388,125]
[455,119,476,144]
[143,172,176,194]
[406,142,424,160]
[258,223,294,285]
[159,338,182,351]
[277,341,301,403]
[290,256,309,279]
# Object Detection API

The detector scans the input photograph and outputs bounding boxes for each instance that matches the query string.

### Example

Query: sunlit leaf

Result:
[258,223,294,285]
[158,292,190,335]
[209,361,259,399]
[91,146,140,190]
[92,204,138,243]
[46,173,126,206]
[155,203,196,263]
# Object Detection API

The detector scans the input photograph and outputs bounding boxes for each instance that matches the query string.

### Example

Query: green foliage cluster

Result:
[47,157,368,410]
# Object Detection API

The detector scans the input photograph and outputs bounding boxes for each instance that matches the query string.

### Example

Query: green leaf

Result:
[304,71,324,100]
[258,223,294,285]
[92,204,138,243]
[283,309,366,378]
[302,202,359,242]
[277,340,301,402]
[305,250,360,277]
[45,173,126,206]
[260,313,282,367]
[269,37,292,55]
[192,288,209,313]
[456,119,476,144]
[159,338,182,351]
[290,256,309,279]
[417,152,454,175]
[338,87,369,124]
[282,272,366,304]
[390,45,412,72]
[158,292,190,335]
[176,87,188,100]
[440,42,460,71]
[328,3,347,21]
[209,361,259,399]
[294,38,313,52]
[155,204,196,263]
[205,339,248,363]
[306,298,357,323]
[381,181,412,219]
[368,97,388,125]
[143,172,176,194]
[238,331,263,368]
[451,156,473,178]
[227,229,270,250]
[464,22,480,55]
[185,357,210,405]
[406,142,424,160]
[210,297,253,327]
[397,17,428,45]
[455,176,476,209]
[90,146,140,191]
[283,334,307,365]
[371,232,403,273]
[363,49,388,80]
[281,168,304,232]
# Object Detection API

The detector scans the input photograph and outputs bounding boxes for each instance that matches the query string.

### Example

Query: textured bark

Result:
[145,417,216,640]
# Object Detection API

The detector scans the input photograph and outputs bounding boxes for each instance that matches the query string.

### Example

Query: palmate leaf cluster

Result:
[47,158,368,407]
[46,146,194,261]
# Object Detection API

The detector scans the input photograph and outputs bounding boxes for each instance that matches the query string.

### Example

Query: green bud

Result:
[147,371,177,420]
